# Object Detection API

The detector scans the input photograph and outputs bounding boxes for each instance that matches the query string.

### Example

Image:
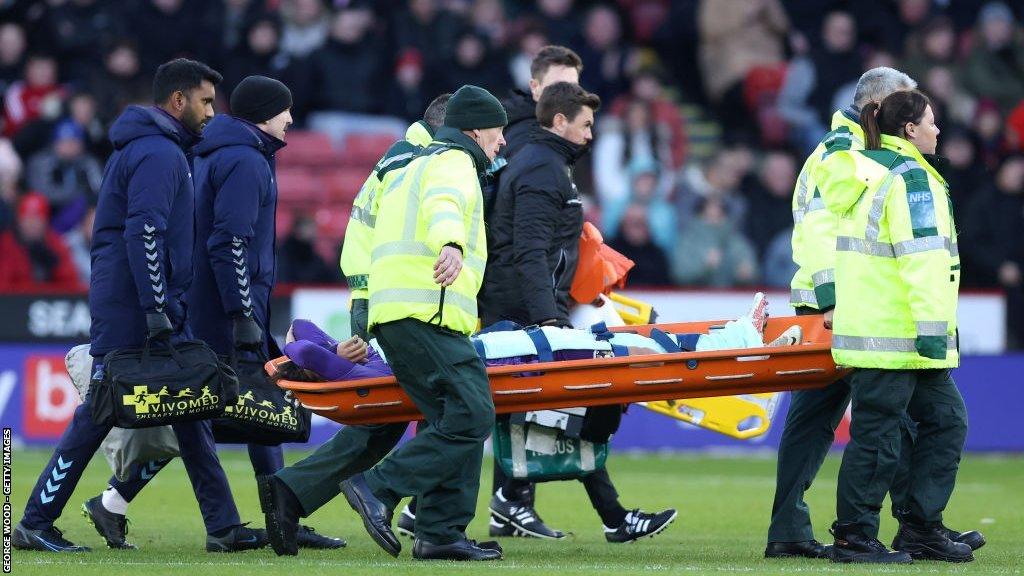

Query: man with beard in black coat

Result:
[478,82,677,544]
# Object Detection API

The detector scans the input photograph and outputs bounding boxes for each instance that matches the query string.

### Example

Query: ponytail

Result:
[859,101,882,150]
[859,89,931,151]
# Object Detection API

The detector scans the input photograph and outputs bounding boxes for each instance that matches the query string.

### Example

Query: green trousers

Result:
[836,368,967,538]
[363,319,494,544]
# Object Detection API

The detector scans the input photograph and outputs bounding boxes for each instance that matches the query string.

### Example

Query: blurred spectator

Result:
[599,159,675,253]
[675,149,748,227]
[306,8,404,143]
[533,0,582,49]
[44,0,118,82]
[89,40,151,126]
[607,203,672,286]
[508,25,548,90]
[974,99,1006,168]
[743,149,796,259]
[1008,100,1024,153]
[278,215,340,284]
[222,15,292,99]
[26,119,102,231]
[64,204,94,285]
[0,136,22,232]
[575,5,629,103]
[67,92,109,159]
[385,48,428,122]
[279,0,330,58]
[609,66,688,168]
[698,0,789,133]
[651,0,702,105]
[470,0,510,49]
[0,192,81,290]
[920,64,976,128]
[393,0,464,79]
[961,155,1024,344]
[901,16,959,81]
[205,0,270,64]
[961,2,1024,114]
[762,226,797,287]
[940,126,988,214]
[127,0,207,71]
[671,197,758,287]
[777,11,862,154]
[0,23,26,94]
[443,30,511,95]
[3,53,63,137]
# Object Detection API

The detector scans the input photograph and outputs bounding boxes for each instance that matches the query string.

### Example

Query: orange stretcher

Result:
[269,315,847,426]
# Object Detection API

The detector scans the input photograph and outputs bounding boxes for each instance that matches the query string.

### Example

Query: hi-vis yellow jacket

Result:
[816,134,959,369]
[340,121,434,300]
[367,127,489,335]
[790,109,864,310]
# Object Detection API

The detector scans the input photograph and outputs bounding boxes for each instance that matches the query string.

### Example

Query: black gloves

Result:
[146,312,173,339]
[233,316,263,351]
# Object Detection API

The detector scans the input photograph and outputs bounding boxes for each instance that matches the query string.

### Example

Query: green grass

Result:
[9,448,1024,575]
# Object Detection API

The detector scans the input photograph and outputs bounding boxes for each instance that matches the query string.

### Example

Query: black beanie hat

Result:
[444,85,507,130]
[230,75,292,124]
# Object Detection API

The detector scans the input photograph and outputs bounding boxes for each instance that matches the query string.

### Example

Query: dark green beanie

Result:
[444,85,508,130]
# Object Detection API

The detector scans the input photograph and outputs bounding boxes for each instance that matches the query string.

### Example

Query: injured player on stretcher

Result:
[275,293,802,383]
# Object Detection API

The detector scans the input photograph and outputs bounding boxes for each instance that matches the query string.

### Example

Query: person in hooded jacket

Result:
[501,45,582,161]
[88,76,346,551]
[14,59,267,554]
[479,82,678,544]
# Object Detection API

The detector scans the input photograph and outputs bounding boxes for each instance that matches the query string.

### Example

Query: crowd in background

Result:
[0,0,1021,343]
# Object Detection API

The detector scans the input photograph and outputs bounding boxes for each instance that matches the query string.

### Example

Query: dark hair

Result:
[423,93,451,128]
[530,45,583,81]
[536,82,601,128]
[152,58,222,105]
[859,89,931,150]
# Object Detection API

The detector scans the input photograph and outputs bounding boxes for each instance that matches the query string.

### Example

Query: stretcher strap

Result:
[525,327,554,362]
[649,328,682,353]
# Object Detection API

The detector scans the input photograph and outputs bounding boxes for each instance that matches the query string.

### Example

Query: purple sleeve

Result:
[284,341,392,380]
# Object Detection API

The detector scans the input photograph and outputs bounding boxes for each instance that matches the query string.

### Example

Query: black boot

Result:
[82,496,135,549]
[764,540,830,559]
[257,474,301,556]
[829,523,912,564]
[941,524,986,551]
[892,523,974,562]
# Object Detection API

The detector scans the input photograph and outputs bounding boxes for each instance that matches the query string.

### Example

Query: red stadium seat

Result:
[324,168,369,203]
[340,132,397,167]
[277,131,338,168]
[276,168,324,205]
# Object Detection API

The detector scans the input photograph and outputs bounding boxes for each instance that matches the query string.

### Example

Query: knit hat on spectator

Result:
[53,119,85,143]
[230,75,292,124]
[18,192,50,220]
[444,85,507,130]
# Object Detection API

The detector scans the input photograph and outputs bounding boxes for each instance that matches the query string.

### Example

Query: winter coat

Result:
[89,106,198,356]
[188,115,284,358]
[500,89,539,161]
[479,129,587,326]
[0,229,81,290]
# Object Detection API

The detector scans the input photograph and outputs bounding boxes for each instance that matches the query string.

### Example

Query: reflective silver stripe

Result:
[372,240,433,260]
[790,289,817,306]
[811,269,835,287]
[794,169,810,213]
[429,211,462,229]
[893,236,950,257]
[466,253,487,273]
[370,287,477,317]
[806,196,826,212]
[378,151,414,170]
[916,321,948,336]
[950,243,959,257]
[836,236,895,258]
[833,334,955,352]
[866,171,898,241]
[793,209,804,224]
[350,205,376,228]
[423,186,467,212]
[892,159,923,176]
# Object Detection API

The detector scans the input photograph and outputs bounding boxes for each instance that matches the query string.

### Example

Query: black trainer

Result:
[396,505,416,539]
[488,490,565,539]
[942,525,986,551]
[297,525,346,549]
[891,523,974,562]
[206,524,269,553]
[257,474,301,556]
[488,516,519,537]
[12,523,90,552]
[82,496,135,549]
[829,523,912,564]
[764,539,830,559]
[604,508,677,543]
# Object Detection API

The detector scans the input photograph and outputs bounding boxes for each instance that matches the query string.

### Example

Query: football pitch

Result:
[8,448,1023,575]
